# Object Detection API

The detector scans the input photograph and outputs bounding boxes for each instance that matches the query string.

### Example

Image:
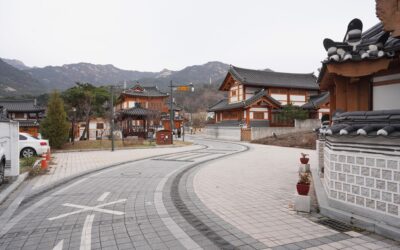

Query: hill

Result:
[0,59,45,97]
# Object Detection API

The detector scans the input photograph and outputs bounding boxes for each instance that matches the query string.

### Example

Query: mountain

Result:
[1,58,30,70]
[0,59,45,97]
[25,63,158,90]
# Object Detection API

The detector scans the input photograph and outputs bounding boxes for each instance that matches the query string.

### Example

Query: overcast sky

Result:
[0,0,379,73]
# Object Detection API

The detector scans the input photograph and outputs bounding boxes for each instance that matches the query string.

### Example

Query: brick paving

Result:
[0,138,399,249]
[32,145,202,190]
[193,143,400,249]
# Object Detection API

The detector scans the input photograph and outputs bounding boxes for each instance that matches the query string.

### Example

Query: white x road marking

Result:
[48,199,127,221]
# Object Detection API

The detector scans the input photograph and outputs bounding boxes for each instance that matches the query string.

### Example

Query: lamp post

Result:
[71,107,76,145]
[110,86,115,152]
[169,81,194,144]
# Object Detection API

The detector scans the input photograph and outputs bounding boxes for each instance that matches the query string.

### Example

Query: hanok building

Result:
[315,0,400,239]
[0,99,45,137]
[208,66,319,127]
[115,84,183,138]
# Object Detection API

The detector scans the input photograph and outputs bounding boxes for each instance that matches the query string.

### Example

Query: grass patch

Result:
[20,156,42,176]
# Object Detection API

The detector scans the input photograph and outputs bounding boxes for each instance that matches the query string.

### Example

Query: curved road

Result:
[0,138,255,250]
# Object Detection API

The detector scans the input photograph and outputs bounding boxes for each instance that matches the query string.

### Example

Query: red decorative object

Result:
[300,157,309,164]
[296,183,310,195]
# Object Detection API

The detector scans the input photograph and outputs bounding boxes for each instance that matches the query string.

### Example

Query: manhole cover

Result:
[316,218,355,232]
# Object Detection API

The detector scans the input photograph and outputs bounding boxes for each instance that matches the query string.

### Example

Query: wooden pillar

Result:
[358,77,371,111]
[347,80,359,111]
[329,86,336,120]
[246,109,250,127]
[334,76,348,112]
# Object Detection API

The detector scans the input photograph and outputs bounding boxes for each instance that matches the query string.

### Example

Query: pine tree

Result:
[40,91,69,149]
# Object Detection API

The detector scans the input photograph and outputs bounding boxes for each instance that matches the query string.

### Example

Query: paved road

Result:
[0,138,399,250]
[0,139,251,250]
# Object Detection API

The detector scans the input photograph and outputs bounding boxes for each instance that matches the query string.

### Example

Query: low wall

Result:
[322,136,400,230]
[295,119,321,129]
[251,119,320,141]
[203,126,241,141]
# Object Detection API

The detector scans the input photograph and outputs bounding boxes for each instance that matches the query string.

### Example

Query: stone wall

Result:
[323,137,400,227]
[203,126,241,141]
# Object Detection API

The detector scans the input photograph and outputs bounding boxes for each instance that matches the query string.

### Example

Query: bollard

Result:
[41,154,48,170]
[46,149,51,161]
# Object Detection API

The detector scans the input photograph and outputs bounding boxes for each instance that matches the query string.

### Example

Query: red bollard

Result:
[41,154,48,170]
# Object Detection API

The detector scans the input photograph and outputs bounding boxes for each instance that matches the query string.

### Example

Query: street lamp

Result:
[71,107,76,145]
[169,81,194,144]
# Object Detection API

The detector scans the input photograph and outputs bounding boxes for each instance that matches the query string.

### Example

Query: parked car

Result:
[19,133,49,158]
[0,145,5,185]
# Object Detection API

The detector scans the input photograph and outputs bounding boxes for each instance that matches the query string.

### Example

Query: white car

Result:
[0,145,5,185]
[19,133,50,158]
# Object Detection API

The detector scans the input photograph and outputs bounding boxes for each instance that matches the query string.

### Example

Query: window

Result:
[253,112,264,120]
[231,90,237,97]
[96,123,104,129]
[14,113,25,119]
[19,134,27,140]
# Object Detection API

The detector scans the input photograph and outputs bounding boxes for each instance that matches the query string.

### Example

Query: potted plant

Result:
[297,173,311,195]
[300,153,309,164]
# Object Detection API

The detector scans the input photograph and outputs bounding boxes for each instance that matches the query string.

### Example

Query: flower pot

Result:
[300,157,309,164]
[296,183,310,195]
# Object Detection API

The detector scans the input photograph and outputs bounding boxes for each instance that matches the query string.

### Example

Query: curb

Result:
[52,143,192,154]
[24,144,206,201]
[311,167,400,241]
[0,172,29,205]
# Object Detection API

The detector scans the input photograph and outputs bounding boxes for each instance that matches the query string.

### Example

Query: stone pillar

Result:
[316,139,325,176]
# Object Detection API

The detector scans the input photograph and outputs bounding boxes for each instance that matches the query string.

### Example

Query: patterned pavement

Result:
[0,137,399,249]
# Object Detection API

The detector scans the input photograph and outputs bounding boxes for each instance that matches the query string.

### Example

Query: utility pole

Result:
[169,80,174,144]
[110,86,115,151]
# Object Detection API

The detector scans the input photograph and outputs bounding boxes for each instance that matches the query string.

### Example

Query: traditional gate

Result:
[240,128,251,141]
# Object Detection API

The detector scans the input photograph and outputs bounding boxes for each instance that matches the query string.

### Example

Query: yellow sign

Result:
[177,86,190,92]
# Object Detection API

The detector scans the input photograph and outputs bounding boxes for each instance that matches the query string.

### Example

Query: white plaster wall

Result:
[324,146,400,225]
[373,83,400,110]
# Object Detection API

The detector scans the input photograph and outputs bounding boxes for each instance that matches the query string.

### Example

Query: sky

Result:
[0,0,380,74]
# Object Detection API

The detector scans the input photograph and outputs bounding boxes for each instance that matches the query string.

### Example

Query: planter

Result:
[300,157,309,164]
[296,183,310,195]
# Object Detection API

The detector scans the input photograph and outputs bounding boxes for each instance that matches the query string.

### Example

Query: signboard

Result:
[177,86,190,92]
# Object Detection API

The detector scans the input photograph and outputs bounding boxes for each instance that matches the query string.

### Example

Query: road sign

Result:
[177,86,190,92]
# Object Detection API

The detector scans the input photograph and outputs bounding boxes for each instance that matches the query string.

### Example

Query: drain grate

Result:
[316,218,354,232]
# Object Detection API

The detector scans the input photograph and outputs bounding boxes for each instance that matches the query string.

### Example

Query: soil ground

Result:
[251,131,317,150]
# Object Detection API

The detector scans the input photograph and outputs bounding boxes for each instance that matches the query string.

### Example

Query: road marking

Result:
[0,177,88,238]
[48,199,126,220]
[154,165,203,250]
[80,214,94,250]
[97,192,110,202]
[53,240,64,250]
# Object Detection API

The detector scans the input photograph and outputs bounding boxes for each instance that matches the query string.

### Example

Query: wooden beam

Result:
[327,59,390,78]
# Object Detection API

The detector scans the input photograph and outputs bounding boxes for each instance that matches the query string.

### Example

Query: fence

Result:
[205,119,320,141]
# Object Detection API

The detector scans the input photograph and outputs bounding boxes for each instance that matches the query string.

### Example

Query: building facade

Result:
[116,84,183,138]
[208,66,320,128]
[0,99,45,137]
[316,1,400,239]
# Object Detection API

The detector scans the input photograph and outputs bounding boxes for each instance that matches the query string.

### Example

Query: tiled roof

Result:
[322,20,400,64]
[18,120,39,127]
[118,107,158,117]
[122,85,168,97]
[225,66,318,90]
[166,102,183,111]
[320,110,400,137]
[0,99,45,112]
[302,92,330,109]
[208,90,281,112]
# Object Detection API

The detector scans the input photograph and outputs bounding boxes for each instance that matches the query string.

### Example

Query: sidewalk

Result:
[32,144,202,190]
[193,143,400,249]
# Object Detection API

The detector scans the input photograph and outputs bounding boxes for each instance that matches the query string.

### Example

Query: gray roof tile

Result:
[226,66,318,90]
[0,99,45,112]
